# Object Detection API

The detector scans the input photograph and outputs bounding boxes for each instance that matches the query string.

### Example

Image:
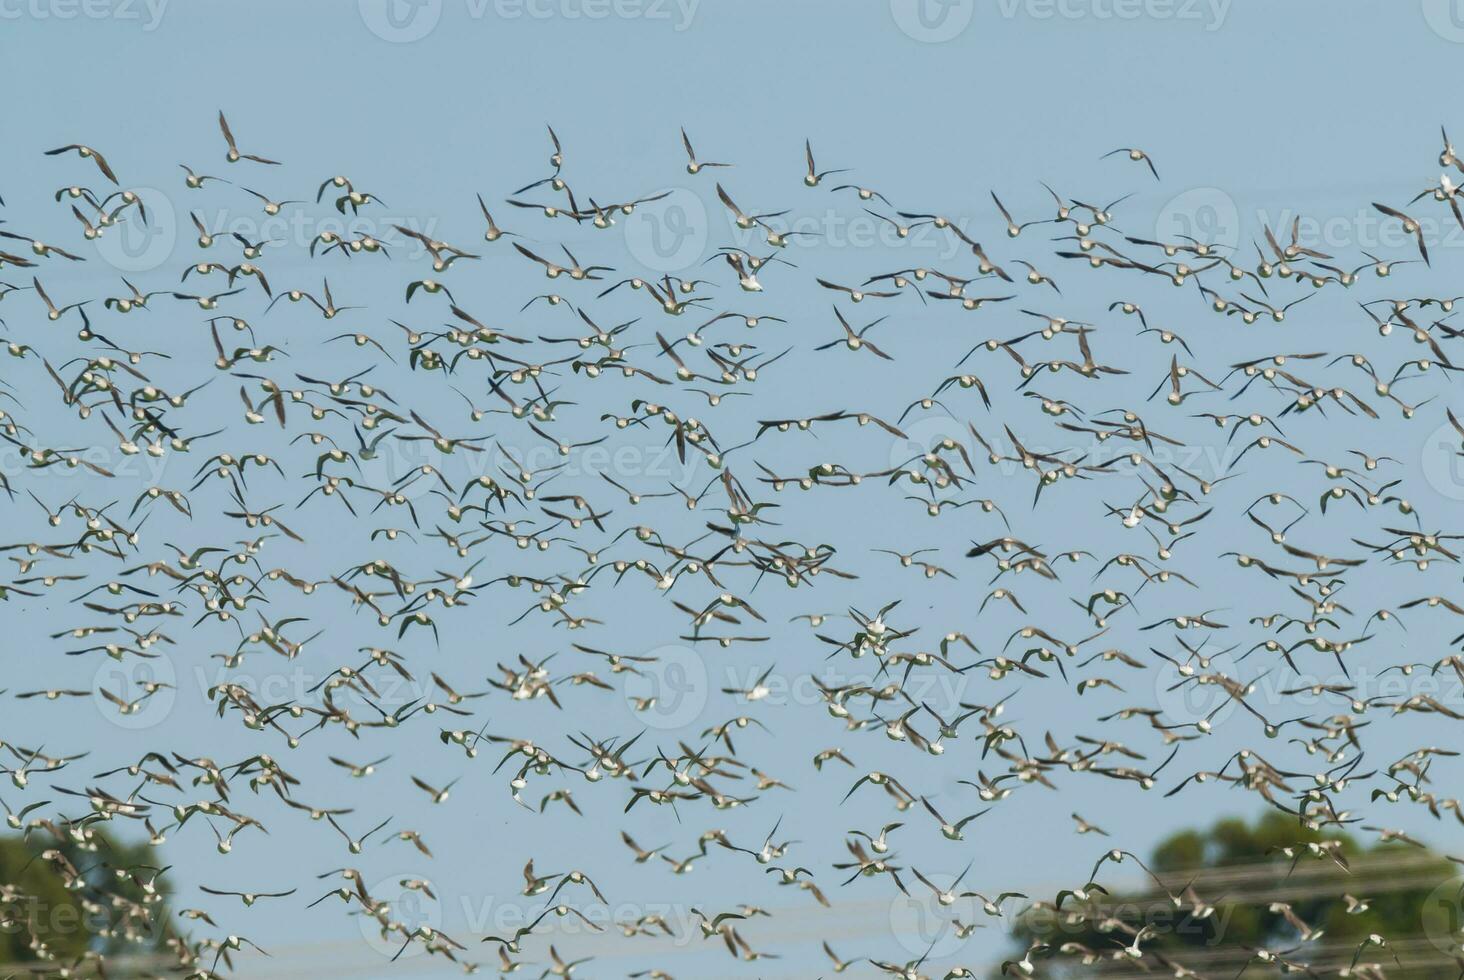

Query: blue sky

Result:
[4,2,1464,977]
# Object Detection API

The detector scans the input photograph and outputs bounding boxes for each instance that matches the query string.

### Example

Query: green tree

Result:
[0,826,174,971]
[1012,811,1461,977]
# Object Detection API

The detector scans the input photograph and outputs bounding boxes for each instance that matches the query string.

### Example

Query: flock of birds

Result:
[2,113,1464,979]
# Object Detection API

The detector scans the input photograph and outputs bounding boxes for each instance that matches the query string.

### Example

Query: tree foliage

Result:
[1012,811,1461,976]
[0,828,172,969]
